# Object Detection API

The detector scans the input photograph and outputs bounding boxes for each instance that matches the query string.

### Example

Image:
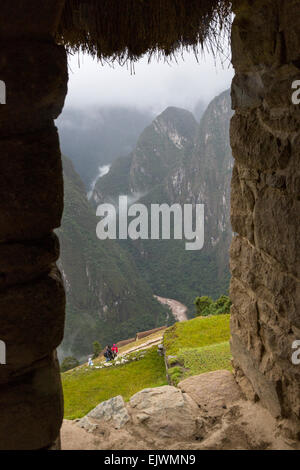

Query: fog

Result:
[58,49,234,187]
[65,50,233,115]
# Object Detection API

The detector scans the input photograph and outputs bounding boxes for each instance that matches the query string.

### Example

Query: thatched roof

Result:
[57,0,232,64]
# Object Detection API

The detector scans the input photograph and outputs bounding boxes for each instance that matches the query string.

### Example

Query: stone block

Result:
[231,0,278,72]
[0,352,63,450]
[178,370,242,417]
[0,1,65,39]
[0,41,67,136]
[0,127,64,241]
[280,1,300,63]
[129,386,199,439]
[231,333,282,418]
[230,277,263,363]
[0,268,65,381]
[253,187,300,279]
[0,233,59,287]
[230,236,300,329]
[84,395,130,430]
[231,72,264,110]
[230,111,292,170]
[262,64,300,110]
[230,165,254,242]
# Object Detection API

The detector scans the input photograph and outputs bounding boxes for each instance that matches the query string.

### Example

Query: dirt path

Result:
[154,295,188,322]
[118,337,163,356]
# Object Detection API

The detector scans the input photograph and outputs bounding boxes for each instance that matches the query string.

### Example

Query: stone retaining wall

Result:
[230,0,300,436]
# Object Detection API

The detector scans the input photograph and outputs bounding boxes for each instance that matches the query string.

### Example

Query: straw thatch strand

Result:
[57,0,232,63]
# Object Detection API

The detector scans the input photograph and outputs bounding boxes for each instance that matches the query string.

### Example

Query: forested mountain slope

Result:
[92,90,234,312]
[57,155,167,359]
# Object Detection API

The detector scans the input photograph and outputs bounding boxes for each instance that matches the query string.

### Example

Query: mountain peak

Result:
[158,106,195,119]
[154,106,198,146]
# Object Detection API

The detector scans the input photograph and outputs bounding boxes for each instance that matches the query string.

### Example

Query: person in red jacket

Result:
[111,344,118,359]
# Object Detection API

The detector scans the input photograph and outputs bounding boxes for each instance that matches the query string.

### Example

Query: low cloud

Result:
[65,50,233,115]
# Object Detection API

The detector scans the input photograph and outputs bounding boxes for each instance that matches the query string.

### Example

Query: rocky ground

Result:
[61,370,299,450]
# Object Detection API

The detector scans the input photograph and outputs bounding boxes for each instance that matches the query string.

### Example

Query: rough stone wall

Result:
[0,1,68,449]
[230,0,300,437]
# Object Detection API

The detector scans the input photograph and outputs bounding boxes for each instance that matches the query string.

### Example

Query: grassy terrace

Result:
[62,347,167,419]
[164,314,231,385]
[164,314,230,355]
[62,315,231,418]
[178,341,232,374]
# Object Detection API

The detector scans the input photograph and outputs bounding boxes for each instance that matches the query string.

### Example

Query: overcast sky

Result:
[65,49,234,115]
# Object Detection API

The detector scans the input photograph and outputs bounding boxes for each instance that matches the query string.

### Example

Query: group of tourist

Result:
[87,343,119,367]
[104,344,119,362]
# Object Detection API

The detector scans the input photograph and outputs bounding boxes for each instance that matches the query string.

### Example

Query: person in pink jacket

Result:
[111,344,118,359]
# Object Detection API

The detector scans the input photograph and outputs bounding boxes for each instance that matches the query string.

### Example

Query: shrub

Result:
[194,295,213,316]
[213,295,231,315]
[194,295,231,317]
[60,356,79,372]
[168,356,180,367]
[92,341,102,359]
[168,366,184,386]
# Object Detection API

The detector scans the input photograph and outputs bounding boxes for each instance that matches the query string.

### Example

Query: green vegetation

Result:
[92,341,102,359]
[170,342,232,385]
[164,314,231,385]
[168,366,184,386]
[167,356,179,367]
[62,313,232,418]
[194,295,231,317]
[164,314,230,356]
[62,346,167,419]
[60,356,79,372]
[121,237,230,314]
[179,341,232,375]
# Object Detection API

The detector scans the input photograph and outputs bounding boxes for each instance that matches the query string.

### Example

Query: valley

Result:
[57,89,233,361]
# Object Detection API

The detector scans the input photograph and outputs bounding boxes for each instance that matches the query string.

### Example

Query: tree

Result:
[92,341,102,359]
[194,296,213,317]
[214,295,231,315]
[194,294,231,317]
[60,356,79,372]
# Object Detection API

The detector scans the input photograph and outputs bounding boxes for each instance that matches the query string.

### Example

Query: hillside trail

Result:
[118,336,164,357]
[154,295,188,322]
